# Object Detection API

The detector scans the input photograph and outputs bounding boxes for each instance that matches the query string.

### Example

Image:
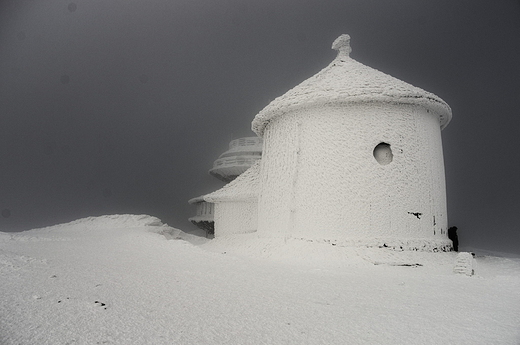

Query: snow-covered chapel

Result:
[204,34,453,251]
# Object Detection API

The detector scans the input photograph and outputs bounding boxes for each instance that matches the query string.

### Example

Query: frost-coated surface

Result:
[205,162,260,236]
[249,35,452,250]
[209,137,263,182]
[205,161,260,203]
[213,201,258,236]
[257,103,450,250]
[251,36,451,137]
[1,215,519,345]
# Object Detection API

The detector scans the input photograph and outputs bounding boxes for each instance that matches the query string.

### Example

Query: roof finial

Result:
[332,34,351,59]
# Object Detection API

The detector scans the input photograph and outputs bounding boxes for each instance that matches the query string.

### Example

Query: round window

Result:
[373,143,393,165]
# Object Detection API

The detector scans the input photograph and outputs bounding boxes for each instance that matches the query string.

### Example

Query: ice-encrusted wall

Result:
[213,201,257,237]
[250,34,453,251]
[257,102,450,250]
[206,34,452,250]
[205,162,259,237]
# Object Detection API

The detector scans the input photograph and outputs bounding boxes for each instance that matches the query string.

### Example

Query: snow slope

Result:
[1,215,519,345]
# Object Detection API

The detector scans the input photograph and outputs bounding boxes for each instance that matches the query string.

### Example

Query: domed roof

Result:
[252,34,452,137]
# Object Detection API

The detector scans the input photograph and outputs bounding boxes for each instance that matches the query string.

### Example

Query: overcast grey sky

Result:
[1,0,519,253]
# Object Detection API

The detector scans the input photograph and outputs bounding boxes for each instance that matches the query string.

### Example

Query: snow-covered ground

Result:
[1,215,519,345]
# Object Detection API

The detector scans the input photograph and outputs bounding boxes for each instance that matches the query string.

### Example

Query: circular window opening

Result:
[373,142,393,165]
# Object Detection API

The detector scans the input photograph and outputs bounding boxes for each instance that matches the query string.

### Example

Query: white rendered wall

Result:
[257,103,450,250]
[214,201,258,237]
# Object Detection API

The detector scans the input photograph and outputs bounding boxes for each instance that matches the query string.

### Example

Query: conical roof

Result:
[204,161,260,202]
[252,34,452,137]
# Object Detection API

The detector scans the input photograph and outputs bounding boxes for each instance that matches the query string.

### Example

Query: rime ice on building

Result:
[188,137,262,235]
[205,161,260,237]
[187,195,215,234]
[209,137,263,182]
[205,34,453,251]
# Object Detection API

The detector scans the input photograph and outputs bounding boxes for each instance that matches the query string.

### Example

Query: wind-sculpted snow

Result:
[1,216,519,345]
[59,214,167,229]
[1,215,185,242]
[15,214,166,233]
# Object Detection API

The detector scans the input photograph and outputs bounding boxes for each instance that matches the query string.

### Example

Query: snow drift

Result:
[1,215,519,345]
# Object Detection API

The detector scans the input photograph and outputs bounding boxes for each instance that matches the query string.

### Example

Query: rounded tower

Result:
[209,137,263,182]
[252,34,452,250]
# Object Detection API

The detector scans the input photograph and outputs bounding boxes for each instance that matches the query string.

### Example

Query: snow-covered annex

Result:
[188,137,263,234]
[196,34,453,251]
